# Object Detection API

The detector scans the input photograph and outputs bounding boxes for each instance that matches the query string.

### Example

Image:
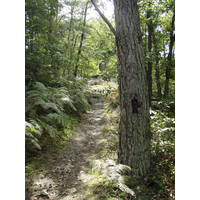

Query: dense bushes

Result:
[25,76,91,151]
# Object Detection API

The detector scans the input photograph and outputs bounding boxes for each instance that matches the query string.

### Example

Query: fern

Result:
[71,92,90,113]
[44,113,70,128]
[25,121,42,150]
[61,96,77,112]
[116,164,131,174]
[25,80,90,150]
[25,138,41,150]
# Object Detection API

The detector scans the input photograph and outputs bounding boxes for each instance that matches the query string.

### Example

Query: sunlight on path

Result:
[26,92,106,200]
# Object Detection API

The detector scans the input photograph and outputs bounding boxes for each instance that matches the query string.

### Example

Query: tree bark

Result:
[114,0,151,180]
[153,32,162,99]
[90,0,116,36]
[67,6,74,42]
[164,12,175,98]
[155,56,162,99]
[91,0,151,180]
[147,6,153,107]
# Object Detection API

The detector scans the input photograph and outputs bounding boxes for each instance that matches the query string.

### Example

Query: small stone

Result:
[39,189,49,196]
[106,159,116,166]
[69,188,77,194]
[39,174,45,178]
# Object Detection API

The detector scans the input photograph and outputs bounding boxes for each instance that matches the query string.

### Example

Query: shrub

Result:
[25,81,90,151]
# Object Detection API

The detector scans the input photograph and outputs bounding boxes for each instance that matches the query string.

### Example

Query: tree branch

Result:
[90,0,116,36]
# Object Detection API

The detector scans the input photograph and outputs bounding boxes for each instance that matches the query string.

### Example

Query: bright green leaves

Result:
[83,18,116,78]
[25,120,42,150]
[25,0,63,85]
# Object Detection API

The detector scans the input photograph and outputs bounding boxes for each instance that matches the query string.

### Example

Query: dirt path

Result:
[26,93,106,200]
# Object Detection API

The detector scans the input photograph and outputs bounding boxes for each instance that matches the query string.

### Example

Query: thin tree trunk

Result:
[155,56,162,99]
[164,12,175,98]
[30,4,34,55]
[49,5,55,74]
[30,4,37,76]
[74,2,88,77]
[153,32,162,99]
[67,7,74,42]
[147,6,153,107]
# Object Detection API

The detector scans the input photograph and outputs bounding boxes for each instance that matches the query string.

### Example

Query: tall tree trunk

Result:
[155,56,162,99]
[30,4,37,77]
[144,25,147,58]
[74,2,88,77]
[48,5,56,75]
[153,32,162,99]
[147,6,153,107]
[67,6,74,42]
[164,12,175,98]
[91,0,151,180]
[114,0,150,180]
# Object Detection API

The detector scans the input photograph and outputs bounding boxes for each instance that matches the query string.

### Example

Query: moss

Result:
[85,170,128,200]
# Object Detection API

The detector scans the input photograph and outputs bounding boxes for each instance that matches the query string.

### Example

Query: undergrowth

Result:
[25,75,91,180]
[87,85,175,199]
[25,75,91,151]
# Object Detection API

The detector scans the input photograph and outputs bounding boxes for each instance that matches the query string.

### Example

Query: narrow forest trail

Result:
[26,93,107,200]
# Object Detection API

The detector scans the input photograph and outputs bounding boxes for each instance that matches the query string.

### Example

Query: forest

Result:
[25,0,175,199]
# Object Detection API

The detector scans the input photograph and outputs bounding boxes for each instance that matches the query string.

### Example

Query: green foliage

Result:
[149,104,175,198]
[98,86,175,199]
[71,92,90,113]
[25,0,64,85]
[86,160,135,199]
[25,0,175,196]
[25,120,42,150]
[25,80,90,151]
[138,0,175,100]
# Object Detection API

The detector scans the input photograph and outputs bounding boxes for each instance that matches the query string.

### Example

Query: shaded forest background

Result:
[25,0,175,152]
[0,0,199,199]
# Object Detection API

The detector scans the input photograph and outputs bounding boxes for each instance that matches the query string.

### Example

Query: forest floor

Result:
[26,92,109,200]
[25,82,175,200]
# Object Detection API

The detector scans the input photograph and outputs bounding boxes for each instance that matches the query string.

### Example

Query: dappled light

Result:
[25,0,175,199]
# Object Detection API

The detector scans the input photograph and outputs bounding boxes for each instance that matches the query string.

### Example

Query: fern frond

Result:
[26,82,48,100]
[25,137,41,150]
[40,102,63,113]
[117,182,135,196]
[25,120,42,150]
[45,113,70,127]
[42,124,57,138]
[25,132,39,140]
[25,121,36,133]
[33,82,48,91]
[61,96,77,111]
[116,164,131,174]
[26,90,42,100]
[71,92,90,113]
[29,119,42,136]
[33,97,46,106]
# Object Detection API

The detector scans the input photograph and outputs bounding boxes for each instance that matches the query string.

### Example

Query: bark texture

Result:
[164,12,175,98]
[147,7,153,107]
[153,31,162,99]
[114,0,151,180]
